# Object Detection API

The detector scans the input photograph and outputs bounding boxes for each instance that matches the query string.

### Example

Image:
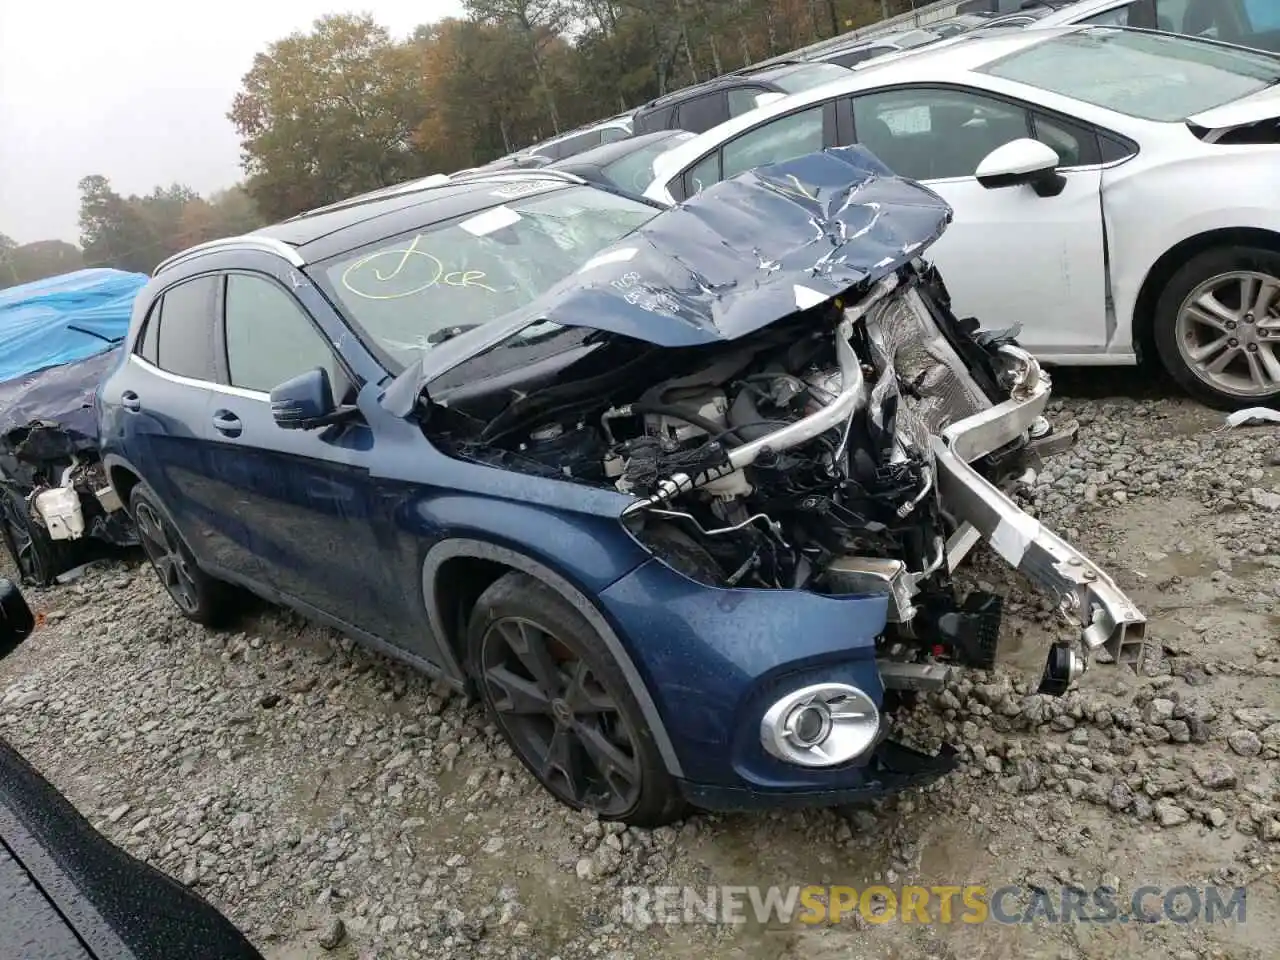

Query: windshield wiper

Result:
[426,324,482,345]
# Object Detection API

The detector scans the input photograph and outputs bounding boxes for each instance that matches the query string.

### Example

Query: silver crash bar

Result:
[934,347,1147,668]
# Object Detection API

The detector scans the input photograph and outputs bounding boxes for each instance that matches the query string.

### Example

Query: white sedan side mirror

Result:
[975,138,1066,198]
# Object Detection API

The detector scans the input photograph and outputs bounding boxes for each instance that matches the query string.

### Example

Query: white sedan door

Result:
[849,87,1109,355]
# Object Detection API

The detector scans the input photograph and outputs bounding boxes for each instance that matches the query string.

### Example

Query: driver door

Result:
[846,86,1109,355]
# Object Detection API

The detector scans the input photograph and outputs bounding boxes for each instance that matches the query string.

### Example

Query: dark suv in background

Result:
[631,60,852,134]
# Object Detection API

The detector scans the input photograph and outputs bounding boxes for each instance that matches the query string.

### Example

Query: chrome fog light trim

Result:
[760,683,880,767]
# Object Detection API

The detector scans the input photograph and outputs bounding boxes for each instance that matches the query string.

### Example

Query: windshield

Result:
[602,133,696,193]
[980,28,1280,121]
[772,62,854,92]
[317,185,660,371]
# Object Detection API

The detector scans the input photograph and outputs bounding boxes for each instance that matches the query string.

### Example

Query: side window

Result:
[827,46,884,68]
[1081,2,1146,27]
[675,93,727,134]
[138,300,161,365]
[599,126,629,144]
[852,87,1030,181]
[1031,113,1100,167]
[721,106,827,181]
[1243,0,1280,31]
[727,87,769,118]
[684,152,722,197]
[154,276,219,381]
[563,131,603,158]
[636,105,675,134]
[223,274,337,394]
[1154,0,1191,31]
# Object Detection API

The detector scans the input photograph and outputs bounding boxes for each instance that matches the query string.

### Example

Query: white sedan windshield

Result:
[980,28,1280,121]
[319,185,658,370]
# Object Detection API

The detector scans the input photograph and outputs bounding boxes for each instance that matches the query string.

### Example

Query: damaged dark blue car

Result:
[96,148,1148,824]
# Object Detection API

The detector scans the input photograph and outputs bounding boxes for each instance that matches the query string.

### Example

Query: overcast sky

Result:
[0,1,464,246]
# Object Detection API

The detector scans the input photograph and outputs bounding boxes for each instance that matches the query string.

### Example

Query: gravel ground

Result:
[1,373,1278,960]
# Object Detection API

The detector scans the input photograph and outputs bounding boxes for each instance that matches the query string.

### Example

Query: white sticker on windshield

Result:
[578,247,638,273]
[460,205,522,236]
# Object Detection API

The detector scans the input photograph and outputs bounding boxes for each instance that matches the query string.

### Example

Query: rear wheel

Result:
[129,483,229,626]
[1153,246,1280,410]
[0,489,71,587]
[465,571,685,827]
[0,576,35,652]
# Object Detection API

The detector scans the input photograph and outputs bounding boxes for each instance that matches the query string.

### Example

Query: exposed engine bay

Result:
[422,260,1148,691]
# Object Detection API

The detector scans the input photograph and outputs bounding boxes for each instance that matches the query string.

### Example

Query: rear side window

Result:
[635,104,677,134]
[727,87,771,117]
[553,130,604,160]
[223,274,338,394]
[138,301,161,365]
[684,151,722,197]
[675,93,728,133]
[153,276,218,381]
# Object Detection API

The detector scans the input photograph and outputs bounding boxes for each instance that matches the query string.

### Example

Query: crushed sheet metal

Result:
[382,145,954,415]
[0,349,122,453]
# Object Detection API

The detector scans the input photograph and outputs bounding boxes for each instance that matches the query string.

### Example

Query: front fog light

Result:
[761,683,880,767]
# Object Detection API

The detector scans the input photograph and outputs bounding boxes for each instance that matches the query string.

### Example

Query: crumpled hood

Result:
[382,146,952,415]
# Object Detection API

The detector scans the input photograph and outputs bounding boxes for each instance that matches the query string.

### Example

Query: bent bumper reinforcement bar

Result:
[932,356,1147,669]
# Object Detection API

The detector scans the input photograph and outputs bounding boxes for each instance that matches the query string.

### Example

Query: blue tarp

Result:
[0,268,147,383]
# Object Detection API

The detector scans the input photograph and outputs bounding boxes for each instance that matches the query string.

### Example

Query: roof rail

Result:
[154,235,305,275]
[445,168,587,186]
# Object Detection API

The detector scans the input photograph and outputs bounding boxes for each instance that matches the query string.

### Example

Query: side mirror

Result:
[975,138,1066,198]
[270,367,337,430]
[270,367,361,431]
[0,578,35,660]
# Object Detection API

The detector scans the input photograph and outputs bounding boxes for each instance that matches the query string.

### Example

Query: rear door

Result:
[118,275,220,548]
[846,84,1110,354]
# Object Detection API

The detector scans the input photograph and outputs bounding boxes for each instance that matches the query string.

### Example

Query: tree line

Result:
[1,0,911,288]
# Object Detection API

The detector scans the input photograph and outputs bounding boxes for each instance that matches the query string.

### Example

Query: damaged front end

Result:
[0,350,137,584]
[390,147,1146,798]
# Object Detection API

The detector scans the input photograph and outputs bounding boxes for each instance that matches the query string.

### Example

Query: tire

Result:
[128,482,229,627]
[465,571,685,827]
[1153,245,1280,410]
[0,576,35,655]
[0,489,73,587]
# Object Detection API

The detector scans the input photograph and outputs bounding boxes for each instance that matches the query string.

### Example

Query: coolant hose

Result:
[631,402,744,446]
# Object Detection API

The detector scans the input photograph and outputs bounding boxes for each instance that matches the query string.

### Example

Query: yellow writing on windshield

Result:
[340,233,497,299]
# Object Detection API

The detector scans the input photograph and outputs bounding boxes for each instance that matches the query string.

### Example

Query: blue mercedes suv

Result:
[96,151,1146,825]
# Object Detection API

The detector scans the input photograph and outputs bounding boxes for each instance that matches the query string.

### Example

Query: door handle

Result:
[211,410,243,438]
[121,391,141,413]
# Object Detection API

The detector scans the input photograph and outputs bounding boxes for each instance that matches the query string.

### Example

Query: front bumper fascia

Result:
[933,348,1147,668]
[678,739,959,812]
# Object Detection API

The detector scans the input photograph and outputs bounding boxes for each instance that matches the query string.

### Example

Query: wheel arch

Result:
[103,454,144,512]
[420,539,684,777]
[1131,227,1280,364]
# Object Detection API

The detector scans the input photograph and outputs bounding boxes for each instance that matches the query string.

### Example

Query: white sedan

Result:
[644,25,1280,408]
[1023,0,1280,53]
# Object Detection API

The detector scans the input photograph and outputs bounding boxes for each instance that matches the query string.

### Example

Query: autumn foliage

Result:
[41,0,908,279]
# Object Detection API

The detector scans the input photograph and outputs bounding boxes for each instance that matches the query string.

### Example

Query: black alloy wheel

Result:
[480,614,643,817]
[133,499,201,616]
